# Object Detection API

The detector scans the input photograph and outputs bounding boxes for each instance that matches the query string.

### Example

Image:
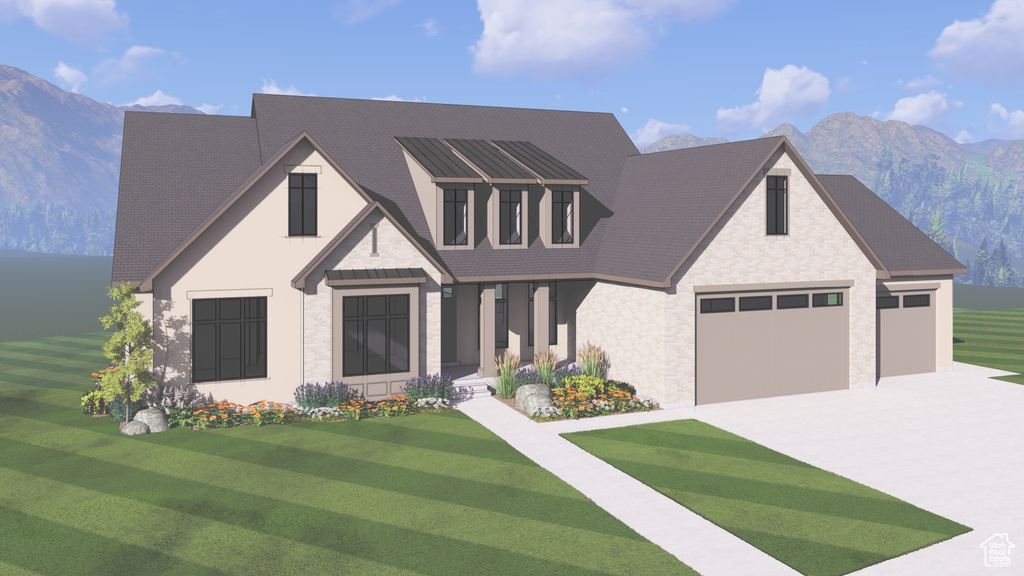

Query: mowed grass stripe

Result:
[0,559,45,576]
[0,469,413,576]
[954,308,1024,380]
[0,333,108,391]
[564,420,970,576]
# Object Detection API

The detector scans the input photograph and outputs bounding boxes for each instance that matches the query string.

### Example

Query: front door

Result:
[441,286,457,364]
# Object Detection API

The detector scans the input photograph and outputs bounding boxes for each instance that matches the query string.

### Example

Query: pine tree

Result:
[972,238,991,286]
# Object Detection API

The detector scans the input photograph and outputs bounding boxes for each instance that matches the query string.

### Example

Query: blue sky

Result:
[2,0,1023,146]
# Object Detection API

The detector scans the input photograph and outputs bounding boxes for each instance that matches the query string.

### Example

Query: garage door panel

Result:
[697,309,773,404]
[772,306,848,397]
[877,303,935,377]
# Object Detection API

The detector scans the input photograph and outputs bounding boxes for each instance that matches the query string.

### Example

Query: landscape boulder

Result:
[515,384,554,414]
[134,408,169,433]
[121,420,150,436]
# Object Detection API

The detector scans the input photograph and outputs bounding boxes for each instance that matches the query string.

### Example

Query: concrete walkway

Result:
[456,362,1024,575]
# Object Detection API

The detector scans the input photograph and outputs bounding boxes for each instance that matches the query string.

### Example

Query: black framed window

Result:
[767,175,787,235]
[903,294,931,308]
[499,189,522,245]
[443,189,468,245]
[552,190,574,244]
[739,296,773,311]
[813,292,844,307]
[193,297,266,383]
[777,294,809,309]
[289,173,317,236]
[877,296,899,309]
[495,283,508,349]
[700,297,735,313]
[342,294,410,377]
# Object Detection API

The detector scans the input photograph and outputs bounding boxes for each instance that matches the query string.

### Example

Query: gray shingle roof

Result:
[113,112,261,285]
[817,175,967,275]
[112,95,963,289]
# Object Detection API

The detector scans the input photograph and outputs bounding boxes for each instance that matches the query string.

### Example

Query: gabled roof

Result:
[818,175,967,276]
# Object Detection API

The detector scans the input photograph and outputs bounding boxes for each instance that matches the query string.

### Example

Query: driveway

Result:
[458,362,1024,575]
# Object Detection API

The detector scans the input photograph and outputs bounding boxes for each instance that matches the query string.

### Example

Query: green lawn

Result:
[953,308,1024,385]
[0,333,693,576]
[563,421,970,576]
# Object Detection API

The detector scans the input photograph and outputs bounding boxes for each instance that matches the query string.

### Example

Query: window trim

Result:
[551,189,575,245]
[495,283,508,349]
[812,292,844,307]
[876,296,900,309]
[700,297,735,314]
[289,173,318,237]
[739,295,773,311]
[776,293,809,309]
[443,188,468,246]
[192,297,267,383]
[903,294,931,308]
[341,294,411,377]
[766,175,788,236]
[499,188,523,245]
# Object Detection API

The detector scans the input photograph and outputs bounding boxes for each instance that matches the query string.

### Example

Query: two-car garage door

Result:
[696,289,849,404]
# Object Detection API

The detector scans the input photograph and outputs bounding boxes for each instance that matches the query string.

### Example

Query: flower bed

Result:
[544,386,658,420]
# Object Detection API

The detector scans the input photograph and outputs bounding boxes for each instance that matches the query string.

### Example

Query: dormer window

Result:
[767,175,788,235]
[499,189,522,245]
[443,188,468,245]
[289,173,317,236]
[552,190,574,244]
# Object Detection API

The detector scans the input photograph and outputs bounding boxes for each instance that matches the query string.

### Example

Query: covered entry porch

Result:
[441,281,570,376]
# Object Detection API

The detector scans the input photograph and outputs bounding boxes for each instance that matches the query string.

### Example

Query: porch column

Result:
[478,283,496,376]
[533,283,550,355]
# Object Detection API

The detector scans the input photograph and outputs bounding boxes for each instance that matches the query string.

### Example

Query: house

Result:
[112,95,966,406]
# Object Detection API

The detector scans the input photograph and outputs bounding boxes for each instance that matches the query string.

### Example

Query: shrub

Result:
[81,390,106,415]
[494,350,522,399]
[371,395,414,418]
[106,396,140,421]
[143,384,212,411]
[294,381,362,409]
[402,373,454,401]
[605,380,636,396]
[515,367,543,387]
[533,348,558,387]
[577,341,607,379]
[560,374,606,399]
[552,364,585,388]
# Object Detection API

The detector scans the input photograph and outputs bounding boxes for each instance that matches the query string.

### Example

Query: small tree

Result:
[98,282,156,427]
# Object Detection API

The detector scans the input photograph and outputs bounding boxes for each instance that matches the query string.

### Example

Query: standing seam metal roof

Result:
[445,138,536,183]
[394,136,481,181]
[492,140,588,183]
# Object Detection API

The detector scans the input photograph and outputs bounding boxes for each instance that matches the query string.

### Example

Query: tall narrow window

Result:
[193,297,266,383]
[289,173,317,236]
[342,294,410,377]
[495,283,508,349]
[552,190,574,244]
[767,175,787,235]
[499,189,522,245]
[443,189,468,245]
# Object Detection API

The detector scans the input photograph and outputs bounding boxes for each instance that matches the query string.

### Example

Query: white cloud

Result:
[861,60,868,65]
[128,90,182,107]
[884,91,962,125]
[332,0,401,25]
[371,94,426,102]
[897,74,943,93]
[990,102,1024,138]
[0,0,128,44]
[930,0,1024,86]
[53,61,87,92]
[419,17,438,37]
[261,79,315,96]
[630,118,689,147]
[620,106,629,113]
[955,130,973,144]
[836,77,853,92]
[716,65,830,133]
[471,0,731,79]
[196,103,223,115]
[95,45,165,83]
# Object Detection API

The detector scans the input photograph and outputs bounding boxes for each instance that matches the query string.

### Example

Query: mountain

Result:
[0,64,202,254]
[641,133,728,152]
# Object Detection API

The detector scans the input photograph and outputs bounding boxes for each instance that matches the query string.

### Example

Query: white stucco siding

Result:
[150,140,370,404]
[671,151,878,403]
[301,210,443,386]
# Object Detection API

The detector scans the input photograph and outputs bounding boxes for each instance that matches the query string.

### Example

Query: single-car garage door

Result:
[876,291,935,377]
[696,289,849,404]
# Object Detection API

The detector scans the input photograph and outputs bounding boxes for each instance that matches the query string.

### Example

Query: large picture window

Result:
[499,189,522,245]
[289,173,317,236]
[767,175,787,235]
[552,190,574,244]
[443,188,468,245]
[342,294,410,376]
[193,297,266,383]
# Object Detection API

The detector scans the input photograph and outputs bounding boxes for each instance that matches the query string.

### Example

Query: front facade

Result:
[114,96,966,406]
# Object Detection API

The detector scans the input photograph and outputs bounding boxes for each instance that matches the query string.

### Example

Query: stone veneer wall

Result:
[577,151,878,405]
[301,210,442,385]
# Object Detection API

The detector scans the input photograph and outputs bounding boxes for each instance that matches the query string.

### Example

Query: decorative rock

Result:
[515,383,554,414]
[133,408,169,433]
[121,420,150,436]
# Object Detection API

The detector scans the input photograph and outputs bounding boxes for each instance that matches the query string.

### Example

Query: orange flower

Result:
[254,412,261,417]
[278,414,284,418]
[200,416,207,421]
[220,414,227,419]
